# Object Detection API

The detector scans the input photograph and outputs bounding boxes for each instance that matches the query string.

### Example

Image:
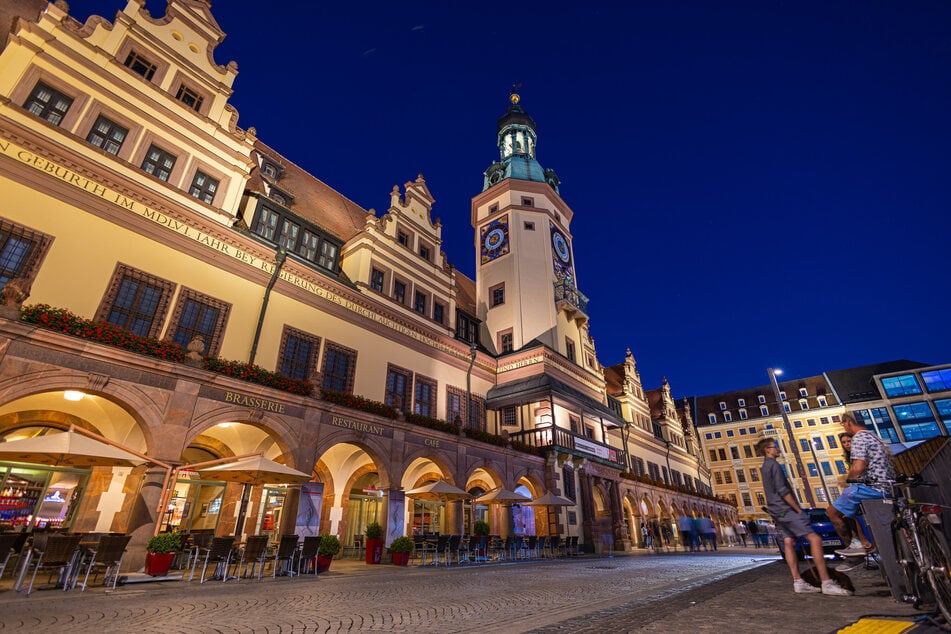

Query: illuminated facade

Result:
[0,1,732,570]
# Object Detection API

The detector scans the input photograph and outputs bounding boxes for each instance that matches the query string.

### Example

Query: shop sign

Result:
[575,437,618,462]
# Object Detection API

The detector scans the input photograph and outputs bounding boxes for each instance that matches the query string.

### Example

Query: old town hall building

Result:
[0,0,732,569]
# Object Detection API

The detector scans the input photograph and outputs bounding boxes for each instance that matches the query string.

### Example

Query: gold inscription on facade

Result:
[424,438,441,448]
[223,391,286,413]
[330,416,384,436]
[1,140,469,364]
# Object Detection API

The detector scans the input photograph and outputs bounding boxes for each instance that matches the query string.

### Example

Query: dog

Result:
[801,564,856,592]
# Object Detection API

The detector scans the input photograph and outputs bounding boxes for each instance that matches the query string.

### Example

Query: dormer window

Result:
[817,396,827,407]
[262,162,280,178]
[272,192,287,205]
[799,387,808,397]
[708,414,717,424]
[758,394,766,404]
[779,391,787,401]
[124,51,157,81]
[719,401,727,410]
[737,398,746,407]
[175,83,204,112]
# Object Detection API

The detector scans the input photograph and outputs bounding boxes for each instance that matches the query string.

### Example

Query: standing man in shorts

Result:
[757,437,851,595]
[829,413,895,556]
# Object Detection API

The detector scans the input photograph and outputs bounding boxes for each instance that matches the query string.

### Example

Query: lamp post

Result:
[767,367,816,506]
[465,343,478,430]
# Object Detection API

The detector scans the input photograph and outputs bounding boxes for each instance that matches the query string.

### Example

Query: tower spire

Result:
[482,89,559,192]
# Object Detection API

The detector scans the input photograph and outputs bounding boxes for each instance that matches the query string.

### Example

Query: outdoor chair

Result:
[271,534,299,577]
[446,535,461,565]
[414,535,436,566]
[345,534,364,560]
[181,532,214,572]
[76,534,131,592]
[434,534,450,565]
[524,536,537,560]
[21,532,82,595]
[548,535,564,557]
[191,536,235,584]
[501,536,514,561]
[535,535,547,559]
[232,535,269,581]
[566,536,579,556]
[297,535,320,575]
[0,533,21,578]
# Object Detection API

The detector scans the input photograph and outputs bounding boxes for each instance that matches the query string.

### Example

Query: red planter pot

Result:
[391,551,410,566]
[316,554,334,572]
[145,552,176,576]
[365,538,383,564]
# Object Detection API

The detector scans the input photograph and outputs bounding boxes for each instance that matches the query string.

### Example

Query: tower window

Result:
[499,330,513,354]
[490,283,505,307]
[489,204,499,214]
[521,197,534,207]
[524,221,535,231]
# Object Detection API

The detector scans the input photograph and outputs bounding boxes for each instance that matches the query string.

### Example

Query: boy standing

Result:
[757,437,851,596]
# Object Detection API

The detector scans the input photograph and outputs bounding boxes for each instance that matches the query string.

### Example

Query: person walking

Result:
[830,414,896,556]
[756,437,851,596]
[735,521,748,546]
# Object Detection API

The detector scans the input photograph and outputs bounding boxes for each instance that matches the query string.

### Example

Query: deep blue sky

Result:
[69,1,951,398]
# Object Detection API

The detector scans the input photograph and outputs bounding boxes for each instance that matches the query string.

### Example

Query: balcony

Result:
[509,426,627,470]
[553,280,588,321]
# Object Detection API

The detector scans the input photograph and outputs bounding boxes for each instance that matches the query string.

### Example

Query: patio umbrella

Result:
[524,491,575,507]
[525,490,576,540]
[197,455,311,539]
[0,429,146,468]
[405,479,471,501]
[474,487,531,505]
[198,455,311,485]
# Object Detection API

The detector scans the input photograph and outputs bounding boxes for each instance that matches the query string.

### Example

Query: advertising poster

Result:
[386,490,405,547]
[295,482,324,537]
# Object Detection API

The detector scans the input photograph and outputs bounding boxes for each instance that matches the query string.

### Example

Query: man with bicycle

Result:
[829,413,896,557]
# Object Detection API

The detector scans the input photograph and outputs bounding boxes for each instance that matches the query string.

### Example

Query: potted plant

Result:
[473,520,490,536]
[316,534,341,572]
[389,536,414,566]
[364,521,384,564]
[145,531,182,576]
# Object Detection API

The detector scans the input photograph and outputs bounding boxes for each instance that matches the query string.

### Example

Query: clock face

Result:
[484,227,505,251]
[480,216,510,264]
[552,231,570,263]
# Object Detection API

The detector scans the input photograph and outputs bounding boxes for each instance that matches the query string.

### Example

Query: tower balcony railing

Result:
[553,280,588,320]
[508,425,626,470]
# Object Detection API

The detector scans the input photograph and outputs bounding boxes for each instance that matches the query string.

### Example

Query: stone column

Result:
[123,465,169,572]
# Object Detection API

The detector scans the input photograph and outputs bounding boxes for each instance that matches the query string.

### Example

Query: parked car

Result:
[774,507,844,559]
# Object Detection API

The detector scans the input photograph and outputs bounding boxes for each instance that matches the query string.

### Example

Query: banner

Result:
[295,482,324,537]
[385,490,406,547]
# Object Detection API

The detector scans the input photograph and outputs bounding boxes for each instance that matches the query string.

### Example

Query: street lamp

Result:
[767,367,816,507]
[465,343,478,431]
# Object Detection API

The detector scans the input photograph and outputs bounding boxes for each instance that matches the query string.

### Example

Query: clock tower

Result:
[472,91,590,361]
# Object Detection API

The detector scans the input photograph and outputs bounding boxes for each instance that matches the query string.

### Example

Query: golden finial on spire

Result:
[510,82,522,105]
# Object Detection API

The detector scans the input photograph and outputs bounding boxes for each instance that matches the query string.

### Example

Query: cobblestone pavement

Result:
[0,548,933,633]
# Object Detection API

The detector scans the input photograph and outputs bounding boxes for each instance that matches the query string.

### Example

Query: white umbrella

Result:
[405,480,471,501]
[474,487,530,505]
[0,429,146,467]
[525,491,575,507]
[198,455,311,485]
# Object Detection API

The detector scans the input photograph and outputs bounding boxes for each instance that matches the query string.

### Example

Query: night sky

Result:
[66,1,951,398]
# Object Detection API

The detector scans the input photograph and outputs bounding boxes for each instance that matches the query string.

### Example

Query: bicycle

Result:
[861,473,951,623]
